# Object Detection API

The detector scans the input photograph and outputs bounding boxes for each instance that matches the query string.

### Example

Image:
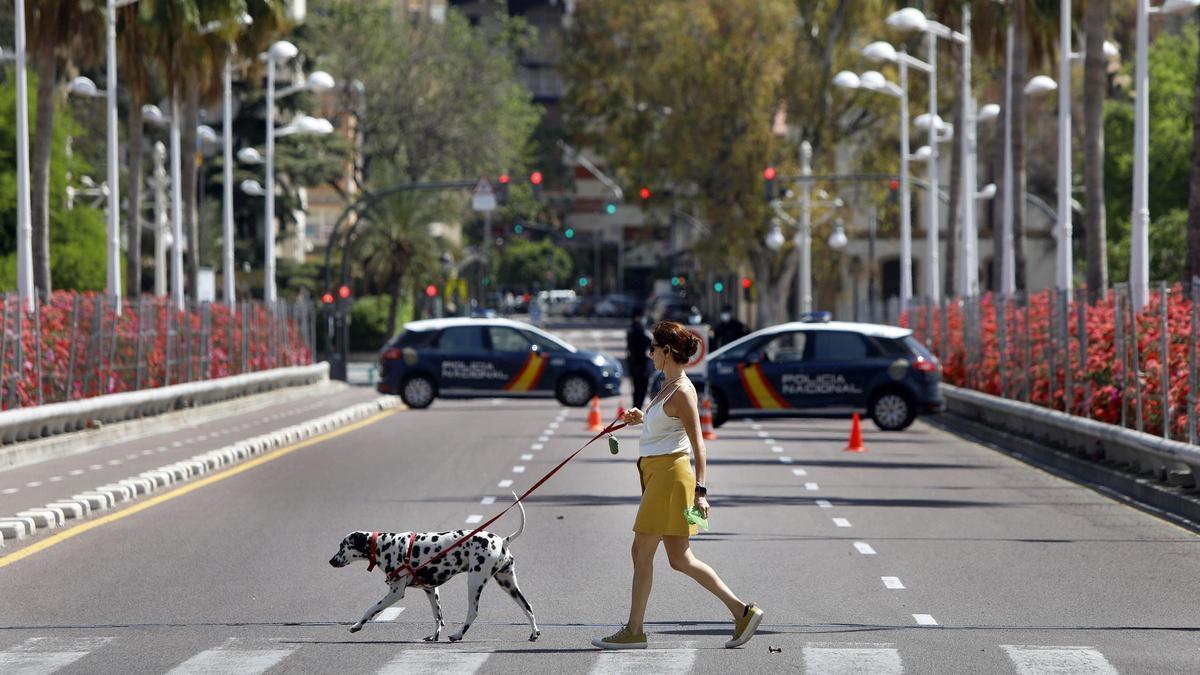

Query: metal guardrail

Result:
[942,383,1200,487]
[0,362,329,446]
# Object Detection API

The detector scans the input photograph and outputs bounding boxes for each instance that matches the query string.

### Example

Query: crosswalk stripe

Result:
[1002,645,1119,675]
[166,643,294,675]
[0,637,113,675]
[373,607,405,622]
[377,650,490,674]
[590,647,697,675]
[803,643,903,674]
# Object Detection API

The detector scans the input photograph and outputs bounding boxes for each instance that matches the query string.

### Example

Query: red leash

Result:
[378,416,627,583]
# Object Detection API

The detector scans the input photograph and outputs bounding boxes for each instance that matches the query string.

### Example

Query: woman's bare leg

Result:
[662,535,744,617]
[626,533,661,634]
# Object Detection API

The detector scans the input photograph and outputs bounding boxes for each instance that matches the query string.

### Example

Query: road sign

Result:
[471,178,497,212]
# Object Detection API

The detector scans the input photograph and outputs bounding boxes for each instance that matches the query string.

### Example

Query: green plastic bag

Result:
[684,505,709,531]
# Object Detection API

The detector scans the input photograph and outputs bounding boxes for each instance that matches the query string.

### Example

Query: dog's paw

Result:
[349,623,363,633]
[529,630,541,642]
[423,634,440,642]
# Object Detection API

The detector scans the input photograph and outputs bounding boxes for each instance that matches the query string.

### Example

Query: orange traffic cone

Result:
[700,394,718,441]
[587,396,603,431]
[843,413,868,453]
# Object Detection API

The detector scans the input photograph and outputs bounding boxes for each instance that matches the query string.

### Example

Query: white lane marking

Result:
[48,476,63,482]
[196,434,207,441]
[25,481,42,488]
[157,447,169,453]
[881,577,905,589]
[68,470,85,476]
[521,454,534,461]
[912,614,938,626]
[549,422,560,429]
[480,496,496,505]
[792,468,807,476]
[377,650,490,675]
[1001,645,1119,675]
[531,443,544,451]
[141,449,154,456]
[804,482,819,491]
[465,515,483,524]
[802,643,902,675]
[772,446,784,453]
[537,436,550,443]
[172,441,183,447]
[816,500,833,509]
[373,607,406,622]
[166,643,294,674]
[512,466,526,474]
[751,424,762,430]
[854,542,876,555]
[764,438,776,444]
[832,518,852,528]
[498,480,513,488]
[544,429,555,436]
[756,431,769,438]
[590,645,697,675]
[107,459,121,466]
[1,488,18,495]
[779,457,793,464]
[89,464,104,471]
[125,454,139,460]
[0,637,115,675]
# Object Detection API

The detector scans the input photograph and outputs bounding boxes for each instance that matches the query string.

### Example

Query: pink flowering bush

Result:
[0,291,313,410]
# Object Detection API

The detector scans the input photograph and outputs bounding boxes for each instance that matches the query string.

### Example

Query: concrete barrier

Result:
[943,384,1200,483]
[0,363,329,446]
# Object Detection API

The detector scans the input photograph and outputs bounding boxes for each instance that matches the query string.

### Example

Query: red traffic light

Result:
[529,171,543,186]
[498,173,510,184]
[424,284,438,298]
[337,284,352,300]
[321,292,335,305]
[638,187,651,200]
[889,179,900,190]
[763,166,777,181]
[741,277,753,289]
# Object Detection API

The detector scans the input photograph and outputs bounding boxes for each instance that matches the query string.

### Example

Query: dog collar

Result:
[367,531,378,572]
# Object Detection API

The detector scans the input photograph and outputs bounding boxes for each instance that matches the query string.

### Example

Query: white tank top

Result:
[639,383,692,457]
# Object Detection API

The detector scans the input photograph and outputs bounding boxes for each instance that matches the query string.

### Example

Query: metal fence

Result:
[0,292,316,411]
[901,280,1200,445]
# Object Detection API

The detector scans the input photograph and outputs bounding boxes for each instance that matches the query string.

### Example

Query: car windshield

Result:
[522,325,575,353]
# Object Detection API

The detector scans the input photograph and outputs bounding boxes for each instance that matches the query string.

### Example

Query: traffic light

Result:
[713,280,725,293]
[424,284,438,298]
[638,187,651,202]
[497,173,510,205]
[514,223,524,234]
[321,291,335,305]
[530,171,543,201]
[564,228,574,239]
[741,276,754,301]
[578,276,589,288]
[671,275,686,287]
[888,178,899,205]
[337,284,351,300]
[764,166,777,202]
[604,202,617,215]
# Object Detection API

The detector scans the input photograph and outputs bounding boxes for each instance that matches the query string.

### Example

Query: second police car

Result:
[703,319,944,431]
[377,318,623,409]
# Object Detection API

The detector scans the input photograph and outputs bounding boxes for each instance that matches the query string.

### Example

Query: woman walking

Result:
[592,321,763,650]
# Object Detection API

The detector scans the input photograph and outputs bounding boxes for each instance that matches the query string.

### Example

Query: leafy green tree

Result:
[1105,30,1195,283]
[496,237,571,289]
[0,78,105,291]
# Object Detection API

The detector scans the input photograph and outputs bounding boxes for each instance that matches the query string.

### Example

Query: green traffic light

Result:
[565,228,574,239]
[514,223,523,234]
[671,276,680,287]
[605,203,617,215]
[714,281,725,292]
[482,276,491,286]
[579,277,588,287]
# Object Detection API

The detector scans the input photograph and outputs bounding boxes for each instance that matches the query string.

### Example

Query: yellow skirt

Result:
[634,452,698,537]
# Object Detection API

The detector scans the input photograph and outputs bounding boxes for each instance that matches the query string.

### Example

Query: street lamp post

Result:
[10,0,34,312]
[1131,0,1200,309]
[106,0,142,314]
[799,141,813,315]
[260,40,334,303]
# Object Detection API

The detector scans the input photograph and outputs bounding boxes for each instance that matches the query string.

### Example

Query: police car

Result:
[704,320,943,431]
[376,318,623,409]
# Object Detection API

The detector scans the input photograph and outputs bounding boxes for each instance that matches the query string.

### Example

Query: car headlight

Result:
[592,355,606,367]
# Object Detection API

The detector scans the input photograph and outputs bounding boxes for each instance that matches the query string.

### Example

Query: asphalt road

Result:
[0,346,1198,672]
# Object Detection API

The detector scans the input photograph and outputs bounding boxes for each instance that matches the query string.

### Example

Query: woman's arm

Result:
[667,386,706,485]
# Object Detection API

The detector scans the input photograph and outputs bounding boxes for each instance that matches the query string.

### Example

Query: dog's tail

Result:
[506,491,526,543]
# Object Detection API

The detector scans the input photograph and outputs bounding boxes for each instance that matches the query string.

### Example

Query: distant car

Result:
[701,320,944,431]
[564,296,597,318]
[595,293,636,317]
[377,318,623,408]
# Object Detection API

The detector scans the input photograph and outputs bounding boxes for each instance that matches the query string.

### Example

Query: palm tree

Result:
[358,191,444,337]
[1082,0,1108,301]
[26,1,104,295]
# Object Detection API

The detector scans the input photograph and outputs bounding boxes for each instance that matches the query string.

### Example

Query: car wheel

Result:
[556,374,594,407]
[400,374,436,409]
[869,390,915,431]
[711,390,729,428]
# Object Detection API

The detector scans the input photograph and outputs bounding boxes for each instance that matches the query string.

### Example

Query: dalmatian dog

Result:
[329,493,539,642]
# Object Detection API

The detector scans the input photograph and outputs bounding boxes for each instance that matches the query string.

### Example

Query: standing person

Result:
[712,304,748,349]
[625,308,652,409]
[593,321,763,650]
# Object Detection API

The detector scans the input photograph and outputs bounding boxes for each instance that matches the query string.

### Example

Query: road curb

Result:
[0,395,404,546]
